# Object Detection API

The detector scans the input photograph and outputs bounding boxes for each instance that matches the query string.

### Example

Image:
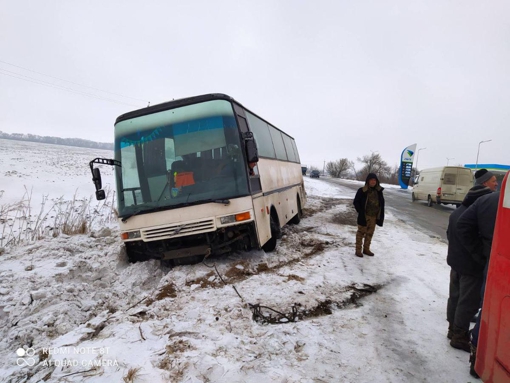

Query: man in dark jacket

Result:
[353,173,385,257]
[456,191,500,378]
[446,184,493,352]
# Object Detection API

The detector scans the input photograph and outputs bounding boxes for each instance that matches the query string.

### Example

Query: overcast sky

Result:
[1,1,509,171]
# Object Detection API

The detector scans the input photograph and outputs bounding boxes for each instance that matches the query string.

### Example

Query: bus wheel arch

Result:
[262,207,281,252]
[290,194,302,224]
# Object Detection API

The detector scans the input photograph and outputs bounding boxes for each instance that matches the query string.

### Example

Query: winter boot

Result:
[447,323,453,340]
[450,325,471,352]
[363,249,374,256]
[469,343,480,379]
[355,235,363,257]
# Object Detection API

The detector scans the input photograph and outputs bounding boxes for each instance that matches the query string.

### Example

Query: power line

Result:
[0,59,149,106]
[0,68,142,108]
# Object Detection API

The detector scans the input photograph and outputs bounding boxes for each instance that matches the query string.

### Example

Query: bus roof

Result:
[115,93,234,124]
[114,93,294,139]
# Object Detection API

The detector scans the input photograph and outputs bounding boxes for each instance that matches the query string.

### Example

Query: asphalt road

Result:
[324,177,455,242]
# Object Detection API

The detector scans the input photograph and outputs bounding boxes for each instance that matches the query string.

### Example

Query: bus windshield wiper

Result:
[121,205,165,222]
[213,199,230,205]
[121,210,142,223]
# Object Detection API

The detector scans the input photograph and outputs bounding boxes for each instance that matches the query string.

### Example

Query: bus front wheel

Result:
[262,213,280,252]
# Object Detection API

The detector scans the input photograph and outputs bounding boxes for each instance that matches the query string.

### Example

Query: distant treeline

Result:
[0,131,113,150]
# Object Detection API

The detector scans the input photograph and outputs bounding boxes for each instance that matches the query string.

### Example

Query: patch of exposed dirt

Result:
[165,339,193,354]
[302,197,351,218]
[184,271,219,288]
[225,260,253,279]
[154,282,178,302]
[250,283,383,324]
[332,208,358,226]
[300,299,333,317]
[285,274,305,282]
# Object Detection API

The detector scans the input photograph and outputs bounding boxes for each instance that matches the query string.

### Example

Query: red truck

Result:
[475,171,510,381]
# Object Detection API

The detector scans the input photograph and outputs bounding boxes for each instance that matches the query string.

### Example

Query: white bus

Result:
[90,93,306,264]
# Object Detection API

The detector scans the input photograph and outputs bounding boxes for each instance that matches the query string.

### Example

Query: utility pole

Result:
[414,148,427,176]
[446,157,454,165]
[475,140,492,169]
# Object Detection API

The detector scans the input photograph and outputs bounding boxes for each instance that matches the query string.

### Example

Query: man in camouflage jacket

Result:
[353,173,385,257]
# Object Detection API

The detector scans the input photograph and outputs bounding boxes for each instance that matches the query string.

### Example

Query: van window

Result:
[458,172,473,186]
[444,173,456,185]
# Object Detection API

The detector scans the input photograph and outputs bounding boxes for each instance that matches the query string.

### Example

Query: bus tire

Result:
[427,195,433,207]
[262,212,280,252]
[290,197,302,224]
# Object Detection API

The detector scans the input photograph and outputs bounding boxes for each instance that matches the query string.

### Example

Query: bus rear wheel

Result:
[262,212,280,252]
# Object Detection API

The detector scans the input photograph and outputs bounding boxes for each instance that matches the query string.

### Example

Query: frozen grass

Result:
[123,367,142,383]
[0,186,117,248]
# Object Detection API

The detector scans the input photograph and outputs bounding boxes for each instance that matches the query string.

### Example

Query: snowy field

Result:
[0,140,476,382]
[0,139,116,247]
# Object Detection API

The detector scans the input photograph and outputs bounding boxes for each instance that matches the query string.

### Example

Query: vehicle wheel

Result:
[290,197,302,224]
[427,195,433,207]
[262,212,280,252]
[411,192,416,202]
[125,244,152,263]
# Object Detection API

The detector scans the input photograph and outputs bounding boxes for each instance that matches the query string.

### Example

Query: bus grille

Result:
[142,219,216,241]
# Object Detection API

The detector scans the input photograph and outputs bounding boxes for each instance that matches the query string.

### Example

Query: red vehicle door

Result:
[476,171,510,382]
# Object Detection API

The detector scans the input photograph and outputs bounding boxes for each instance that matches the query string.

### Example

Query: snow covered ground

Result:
[0,140,476,382]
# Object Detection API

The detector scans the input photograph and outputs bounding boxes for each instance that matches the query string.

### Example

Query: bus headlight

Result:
[220,212,251,224]
[121,230,141,240]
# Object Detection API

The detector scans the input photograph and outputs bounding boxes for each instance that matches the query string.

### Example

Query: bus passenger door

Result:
[476,171,510,382]
[233,105,261,193]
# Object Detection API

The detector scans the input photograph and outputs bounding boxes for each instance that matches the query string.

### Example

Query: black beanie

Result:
[475,169,494,185]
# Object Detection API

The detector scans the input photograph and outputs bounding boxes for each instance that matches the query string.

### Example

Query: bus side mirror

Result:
[92,168,102,190]
[244,132,259,163]
[92,168,106,200]
[96,190,106,200]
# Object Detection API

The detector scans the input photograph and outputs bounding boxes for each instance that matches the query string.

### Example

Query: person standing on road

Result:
[456,190,500,378]
[353,173,385,257]
[445,172,495,353]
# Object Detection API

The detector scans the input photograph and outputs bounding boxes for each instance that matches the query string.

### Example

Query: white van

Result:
[412,166,473,207]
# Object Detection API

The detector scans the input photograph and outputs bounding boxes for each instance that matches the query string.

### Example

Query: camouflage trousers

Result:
[356,215,377,252]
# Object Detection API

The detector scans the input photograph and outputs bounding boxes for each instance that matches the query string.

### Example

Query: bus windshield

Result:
[114,100,250,217]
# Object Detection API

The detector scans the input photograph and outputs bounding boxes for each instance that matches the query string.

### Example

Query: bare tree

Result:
[350,161,360,180]
[383,164,400,185]
[357,152,391,180]
[325,158,353,178]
